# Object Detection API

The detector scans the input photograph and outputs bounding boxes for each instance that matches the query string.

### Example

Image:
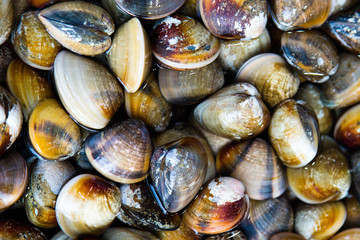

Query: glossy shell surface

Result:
[334,103,360,148]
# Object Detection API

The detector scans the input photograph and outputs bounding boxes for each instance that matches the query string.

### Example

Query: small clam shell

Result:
[270,232,305,240]
[102,227,158,240]
[334,103,360,148]
[269,0,331,31]
[205,230,247,240]
[24,159,75,228]
[158,60,224,105]
[239,196,293,240]
[0,41,17,83]
[29,0,61,8]
[281,30,339,83]
[28,99,81,161]
[194,82,270,140]
[85,119,152,184]
[54,50,124,130]
[0,219,46,240]
[152,14,221,70]
[0,151,28,211]
[56,174,122,238]
[0,0,13,46]
[344,191,360,228]
[107,17,152,93]
[38,1,115,56]
[330,0,358,15]
[320,52,360,109]
[151,137,207,212]
[183,177,249,235]
[269,99,320,168]
[217,138,286,200]
[177,0,198,19]
[101,0,131,26]
[330,228,360,240]
[13,0,30,24]
[51,231,100,240]
[295,201,346,240]
[351,151,360,200]
[157,218,202,240]
[235,53,300,108]
[199,0,268,40]
[125,72,172,132]
[12,11,62,70]
[6,59,55,121]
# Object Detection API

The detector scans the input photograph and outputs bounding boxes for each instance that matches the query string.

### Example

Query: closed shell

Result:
[101,227,158,240]
[0,0,13,46]
[334,103,360,148]
[330,228,360,240]
[270,232,305,240]
[0,219,46,240]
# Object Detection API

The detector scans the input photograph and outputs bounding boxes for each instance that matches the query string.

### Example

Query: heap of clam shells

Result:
[0,0,360,239]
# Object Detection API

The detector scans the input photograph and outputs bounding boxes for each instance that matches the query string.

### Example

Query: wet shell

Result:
[320,52,360,109]
[24,159,75,228]
[12,11,62,70]
[51,231,100,240]
[125,72,172,132]
[183,177,249,234]
[29,0,61,8]
[343,191,360,228]
[205,230,247,240]
[0,0,12,46]
[13,0,30,24]
[330,0,358,15]
[199,0,268,40]
[351,151,360,200]
[217,138,286,200]
[0,151,28,212]
[239,195,293,240]
[54,50,124,130]
[281,30,339,83]
[115,0,185,19]
[107,17,152,93]
[85,119,152,184]
[269,0,331,31]
[157,218,202,240]
[235,53,300,108]
[270,233,305,240]
[294,201,346,240]
[102,227,158,240]
[55,174,122,238]
[0,219,46,240]
[269,99,320,168]
[330,228,360,240]
[150,137,207,212]
[28,99,81,161]
[0,41,16,83]
[152,14,221,70]
[101,0,131,26]
[177,0,198,19]
[38,1,115,56]
[6,59,55,121]
[193,82,270,140]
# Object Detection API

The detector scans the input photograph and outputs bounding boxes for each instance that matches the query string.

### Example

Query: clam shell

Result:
[0,41,17,83]
[85,119,152,184]
[193,82,270,140]
[199,0,268,40]
[102,227,158,240]
[38,1,115,56]
[351,151,360,200]
[270,233,305,240]
[330,228,360,240]
[183,177,249,234]
[334,103,360,148]
[6,59,55,121]
[13,0,30,23]
[152,14,221,70]
[29,0,61,8]
[51,231,100,240]
[54,50,124,130]
[101,0,131,25]
[0,0,12,46]
[235,53,299,108]
[269,99,320,168]
[343,191,360,228]
[158,60,224,105]
[28,99,81,161]
[55,174,122,238]
[0,219,46,240]
[205,230,247,240]
[177,0,198,19]
[217,138,286,200]
[107,17,152,93]
[12,11,62,70]
[157,218,202,240]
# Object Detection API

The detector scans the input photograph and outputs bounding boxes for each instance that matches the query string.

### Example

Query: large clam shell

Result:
[54,50,124,130]
[85,119,152,184]
[193,82,270,140]
[38,1,115,56]
[107,17,152,93]
[152,14,221,70]
[12,11,62,70]
[56,174,122,238]
[101,227,158,240]
[28,99,81,161]
[0,0,12,46]
[0,219,46,240]
[270,233,305,240]
[330,228,360,240]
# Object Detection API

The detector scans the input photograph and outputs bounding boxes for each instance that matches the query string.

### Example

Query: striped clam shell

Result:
[0,219,46,240]
[330,228,360,240]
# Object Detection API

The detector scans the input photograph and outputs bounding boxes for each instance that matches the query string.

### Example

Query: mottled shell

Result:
[56,174,122,238]
[0,41,16,82]
[102,227,158,240]
[125,72,172,132]
[107,17,152,93]
[25,159,75,228]
[194,82,270,140]
[351,151,360,200]
[85,119,152,184]
[281,30,339,83]
[54,50,124,130]
[12,11,62,70]
[152,14,221,70]
[0,0,12,46]
[269,0,331,31]
[294,202,346,240]
[117,181,181,230]
[6,59,55,121]
[0,219,46,240]
[269,99,320,168]
[320,52,360,109]
[183,177,249,234]
[28,99,81,161]
[236,53,299,108]
[334,103,360,148]
[330,228,360,240]
[206,230,246,240]
[157,218,202,240]
[239,196,294,240]
[158,60,224,105]
[0,151,28,211]
[217,138,286,200]
[38,1,115,56]
[270,233,305,240]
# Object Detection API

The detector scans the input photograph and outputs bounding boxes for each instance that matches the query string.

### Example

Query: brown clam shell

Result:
[270,232,305,240]
[351,151,360,201]
[157,218,202,240]
[0,219,46,240]
[330,228,360,240]
[29,0,62,8]
[13,0,30,24]
[334,103,360,148]
[344,191,360,228]
[0,0,13,46]
[0,40,17,83]
[101,227,158,240]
